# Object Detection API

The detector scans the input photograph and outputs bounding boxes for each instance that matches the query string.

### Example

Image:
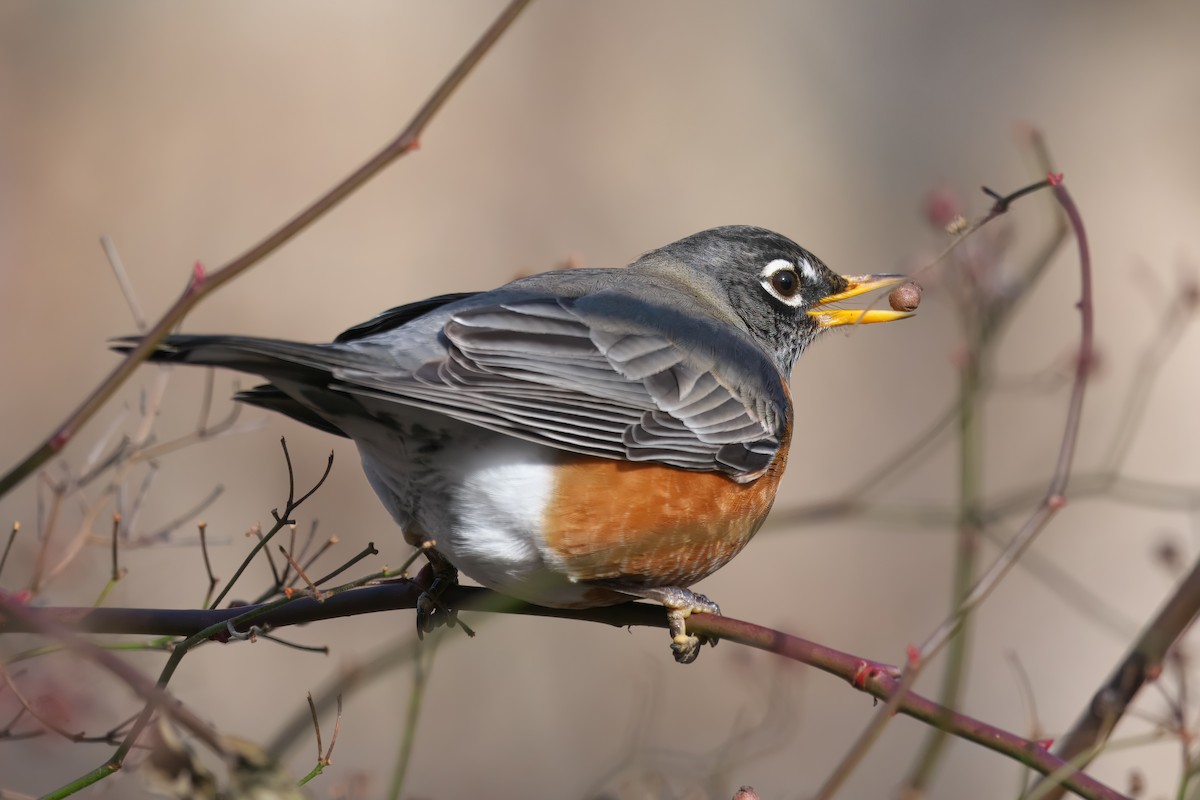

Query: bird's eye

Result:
[759,259,806,306]
[770,269,798,297]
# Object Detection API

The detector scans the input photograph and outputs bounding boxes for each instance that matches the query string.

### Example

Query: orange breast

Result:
[540,443,788,588]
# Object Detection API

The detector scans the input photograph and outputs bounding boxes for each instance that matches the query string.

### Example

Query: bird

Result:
[116,225,912,663]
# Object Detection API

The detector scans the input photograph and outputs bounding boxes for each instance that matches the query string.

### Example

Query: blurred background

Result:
[2,2,1199,798]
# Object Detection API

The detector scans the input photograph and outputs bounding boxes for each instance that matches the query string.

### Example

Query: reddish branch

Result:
[0,583,1124,800]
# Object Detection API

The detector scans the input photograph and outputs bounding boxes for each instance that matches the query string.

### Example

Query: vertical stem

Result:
[908,327,986,787]
[388,636,440,800]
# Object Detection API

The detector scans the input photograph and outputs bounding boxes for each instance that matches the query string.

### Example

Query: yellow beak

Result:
[807,274,914,328]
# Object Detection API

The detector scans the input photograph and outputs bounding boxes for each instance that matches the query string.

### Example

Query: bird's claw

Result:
[662,590,720,664]
[413,563,459,638]
[597,583,721,664]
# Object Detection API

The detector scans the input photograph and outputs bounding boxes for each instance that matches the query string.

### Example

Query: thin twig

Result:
[0,0,535,502]
[248,524,283,591]
[307,692,323,762]
[92,514,124,608]
[279,523,298,588]
[0,522,18,580]
[128,401,254,465]
[923,175,1092,658]
[299,536,340,577]
[1099,283,1196,471]
[278,545,323,602]
[127,485,224,546]
[290,451,335,513]
[100,236,147,331]
[312,543,379,588]
[818,174,1094,798]
[293,520,320,571]
[40,488,111,587]
[268,633,418,759]
[906,163,1065,790]
[209,441,331,610]
[197,521,219,608]
[326,694,343,762]
[257,633,329,655]
[30,478,64,595]
[296,693,343,786]
[1007,650,1047,795]
[389,633,441,800]
[109,513,120,582]
[121,461,158,542]
[0,667,85,742]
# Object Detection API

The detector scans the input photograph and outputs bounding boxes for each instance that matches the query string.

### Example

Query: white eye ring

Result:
[760,259,805,306]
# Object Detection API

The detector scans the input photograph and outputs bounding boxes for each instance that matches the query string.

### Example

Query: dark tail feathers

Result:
[112,334,358,438]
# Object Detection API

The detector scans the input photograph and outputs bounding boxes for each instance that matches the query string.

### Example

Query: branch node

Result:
[190,261,207,290]
[906,644,921,669]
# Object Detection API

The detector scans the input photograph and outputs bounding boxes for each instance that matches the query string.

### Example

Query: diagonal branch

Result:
[1035,553,1200,800]
[0,0,534,501]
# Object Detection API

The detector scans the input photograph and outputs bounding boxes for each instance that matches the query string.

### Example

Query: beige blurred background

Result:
[2,2,1199,798]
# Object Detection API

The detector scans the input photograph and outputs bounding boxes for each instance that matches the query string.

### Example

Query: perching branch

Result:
[0,582,1124,800]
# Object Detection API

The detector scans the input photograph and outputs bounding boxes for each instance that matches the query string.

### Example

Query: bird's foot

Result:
[660,588,721,665]
[600,583,721,664]
[412,558,461,638]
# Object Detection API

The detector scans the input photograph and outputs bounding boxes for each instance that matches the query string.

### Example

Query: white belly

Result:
[354,417,602,606]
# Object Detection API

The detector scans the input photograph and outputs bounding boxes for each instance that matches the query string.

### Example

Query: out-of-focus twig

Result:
[922,173,1090,658]
[0,597,225,756]
[0,6,536,796]
[100,236,147,332]
[0,0,535,502]
[906,140,1067,790]
[817,174,1095,799]
[1034,553,1200,800]
[388,631,442,800]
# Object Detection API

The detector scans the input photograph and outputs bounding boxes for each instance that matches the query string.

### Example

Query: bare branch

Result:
[1035,553,1200,799]
[0,584,1126,800]
[0,0,535,501]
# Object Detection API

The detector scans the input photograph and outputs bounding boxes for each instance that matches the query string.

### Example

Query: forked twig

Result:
[208,439,332,610]
[297,693,343,786]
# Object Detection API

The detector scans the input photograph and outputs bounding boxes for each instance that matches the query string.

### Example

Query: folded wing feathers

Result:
[340,298,781,476]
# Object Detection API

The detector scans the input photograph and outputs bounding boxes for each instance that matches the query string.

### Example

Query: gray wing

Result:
[336,292,790,481]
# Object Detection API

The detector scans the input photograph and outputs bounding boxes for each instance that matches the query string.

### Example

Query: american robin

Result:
[118,226,911,663]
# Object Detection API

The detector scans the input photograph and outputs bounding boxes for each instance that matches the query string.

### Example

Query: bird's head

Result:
[634,225,913,373]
